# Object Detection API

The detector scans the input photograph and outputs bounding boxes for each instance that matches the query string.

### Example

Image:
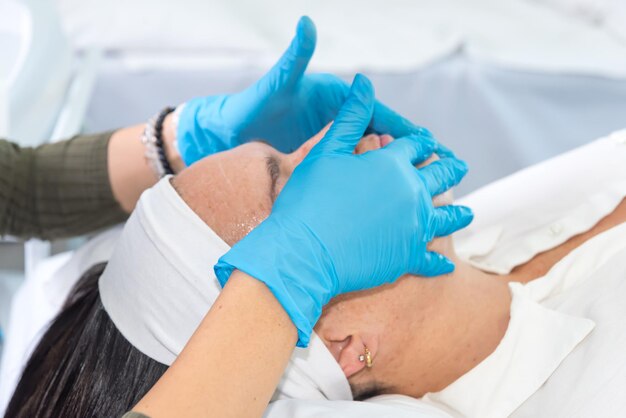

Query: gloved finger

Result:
[413,252,455,277]
[431,205,474,237]
[256,16,316,96]
[370,101,433,140]
[312,74,375,156]
[383,134,436,165]
[418,157,468,197]
[434,142,456,158]
[370,102,458,158]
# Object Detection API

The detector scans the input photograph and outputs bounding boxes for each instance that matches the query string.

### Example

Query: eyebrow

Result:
[265,155,280,203]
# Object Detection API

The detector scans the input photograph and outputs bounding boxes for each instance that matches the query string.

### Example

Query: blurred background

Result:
[2,0,626,357]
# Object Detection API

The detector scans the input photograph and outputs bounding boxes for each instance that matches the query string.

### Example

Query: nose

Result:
[286,123,332,170]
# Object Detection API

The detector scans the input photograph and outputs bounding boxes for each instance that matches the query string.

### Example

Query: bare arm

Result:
[132,270,297,418]
[108,113,184,213]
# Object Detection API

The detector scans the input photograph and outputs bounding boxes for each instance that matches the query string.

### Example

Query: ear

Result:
[332,335,379,379]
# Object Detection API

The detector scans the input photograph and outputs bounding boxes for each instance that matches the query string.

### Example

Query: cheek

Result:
[219,199,271,245]
[191,164,273,246]
[317,283,410,342]
[343,281,426,373]
[316,298,361,335]
[218,183,273,245]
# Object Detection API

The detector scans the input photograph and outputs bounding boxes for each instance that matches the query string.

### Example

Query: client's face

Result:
[174,127,454,400]
[174,125,397,245]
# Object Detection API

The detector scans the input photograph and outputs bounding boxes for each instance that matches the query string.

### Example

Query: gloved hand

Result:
[176,16,443,166]
[214,75,473,347]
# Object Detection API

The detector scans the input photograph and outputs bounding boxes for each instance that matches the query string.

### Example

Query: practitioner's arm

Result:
[133,270,297,418]
[0,114,183,240]
[108,114,183,213]
[0,133,127,240]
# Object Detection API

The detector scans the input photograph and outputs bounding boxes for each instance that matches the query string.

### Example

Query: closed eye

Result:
[266,155,280,204]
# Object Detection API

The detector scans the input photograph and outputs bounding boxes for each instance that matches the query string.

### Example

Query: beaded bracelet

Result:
[141,107,176,178]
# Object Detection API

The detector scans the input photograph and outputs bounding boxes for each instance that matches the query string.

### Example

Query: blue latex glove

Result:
[215,75,473,347]
[177,16,442,166]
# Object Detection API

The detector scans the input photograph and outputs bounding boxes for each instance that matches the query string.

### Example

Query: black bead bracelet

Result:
[154,106,176,176]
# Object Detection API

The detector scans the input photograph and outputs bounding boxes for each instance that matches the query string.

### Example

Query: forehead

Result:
[202,146,270,198]
[177,142,277,245]
[208,142,273,184]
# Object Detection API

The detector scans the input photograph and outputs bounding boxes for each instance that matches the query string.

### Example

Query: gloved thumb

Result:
[256,16,316,97]
[311,74,375,156]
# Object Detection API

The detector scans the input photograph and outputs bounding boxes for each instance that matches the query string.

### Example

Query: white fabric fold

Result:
[99,176,351,400]
[420,283,594,418]
[456,130,626,274]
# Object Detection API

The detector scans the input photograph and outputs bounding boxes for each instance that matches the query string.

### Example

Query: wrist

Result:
[214,217,336,347]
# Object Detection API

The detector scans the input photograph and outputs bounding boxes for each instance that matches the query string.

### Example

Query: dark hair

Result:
[350,381,393,401]
[4,262,168,418]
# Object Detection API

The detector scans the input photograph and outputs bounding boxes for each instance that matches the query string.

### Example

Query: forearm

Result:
[0,112,184,239]
[132,270,297,418]
[0,134,127,240]
[108,113,184,212]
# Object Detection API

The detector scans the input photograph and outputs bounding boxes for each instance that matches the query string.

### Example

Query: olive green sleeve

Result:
[0,132,128,240]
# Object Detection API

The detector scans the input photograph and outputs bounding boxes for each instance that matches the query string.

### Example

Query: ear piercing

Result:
[358,347,373,368]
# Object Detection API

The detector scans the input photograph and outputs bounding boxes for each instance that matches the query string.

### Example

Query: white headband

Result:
[99,177,352,401]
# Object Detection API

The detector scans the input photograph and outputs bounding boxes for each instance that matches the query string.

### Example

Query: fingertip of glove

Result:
[435,256,456,276]
[421,256,456,278]
[441,259,456,275]
[458,205,475,226]
[434,142,456,158]
[460,205,474,216]
[414,252,457,278]
[401,132,436,156]
[417,132,437,149]
[455,158,469,175]
[417,126,434,138]
[353,73,373,92]
[296,16,317,54]
[348,74,375,106]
